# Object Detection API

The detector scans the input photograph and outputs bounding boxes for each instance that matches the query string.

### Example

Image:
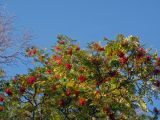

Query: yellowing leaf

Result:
[35,80,46,85]
[66,80,75,88]
[138,99,148,112]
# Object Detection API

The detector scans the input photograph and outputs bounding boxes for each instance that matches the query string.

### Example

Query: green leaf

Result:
[110,59,119,67]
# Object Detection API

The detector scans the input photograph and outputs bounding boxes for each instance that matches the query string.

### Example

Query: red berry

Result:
[36,74,42,77]
[45,69,52,74]
[74,90,79,97]
[96,81,100,86]
[32,49,37,54]
[58,99,65,107]
[119,57,127,64]
[79,98,86,106]
[53,74,60,79]
[157,57,160,61]
[65,90,71,96]
[27,76,36,85]
[0,106,4,111]
[103,107,111,113]
[67,47,72,55]
[0,97,4,102]
[54,56,62,65]
[79,66,86,72]
[54,46,60,51]
[98,47,105,51]
[138,47,145,51]
[45,61,49,65]
[77,75,86,82]
[146,55,151,62]
[117,51,125,58]
[59,40,65,44]
[51,85,57,93]
[13,79,17,84]
[76,46,80,51]
[27,51,32,56]
[156,57,160,66]
[27,48,37,56]
[95,90,100,95]
[136,47,146,57]
[20,86,26,94]
[5,88,12,96]
[65,64,72,70]
[44,93,49,97]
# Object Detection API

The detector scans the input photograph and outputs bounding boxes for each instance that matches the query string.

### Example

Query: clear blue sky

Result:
[1,0,160,49]
[1,0,160,112]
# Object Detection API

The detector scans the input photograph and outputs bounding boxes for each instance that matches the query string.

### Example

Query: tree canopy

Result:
[0,35,160,120]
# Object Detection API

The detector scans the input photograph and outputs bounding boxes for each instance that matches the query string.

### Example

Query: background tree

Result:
[0,7,31,76]
[0,35,160,120]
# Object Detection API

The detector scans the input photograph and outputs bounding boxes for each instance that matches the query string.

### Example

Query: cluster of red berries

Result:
[58,40,65,44]
[90,43,105,52]
[12,77,17,84]
[53,56,62,65]
[117,50,127,65]
[19,86,26,94]
[65,63,72,70]
[54,46,60,51]
[58,97,86,107]
[136,47,146,58]
[65,89,71,96]
[5,88,12,96]
[78,98,86,106]
[0,106,3,111]
[57,89,86,107]
[27,48,37,56]
[67,47,72,55]
[45,69,52,74]
[27,76,36,85]
[58,40,80,54]
[77,75,86,82]
[0,93,4,112]
[156,57,160,66]
[146,55,151,62]
[64,90,80,97]
[0,96,4,102]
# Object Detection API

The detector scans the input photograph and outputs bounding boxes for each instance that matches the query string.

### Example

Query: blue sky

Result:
[1,0,160,75]
[1,0,160,112]
[1,0,160,49]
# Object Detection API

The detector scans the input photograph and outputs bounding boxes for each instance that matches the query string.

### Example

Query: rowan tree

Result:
[0,35,160,120]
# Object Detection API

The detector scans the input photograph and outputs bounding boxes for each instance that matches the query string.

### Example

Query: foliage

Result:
[0,34,160,120]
